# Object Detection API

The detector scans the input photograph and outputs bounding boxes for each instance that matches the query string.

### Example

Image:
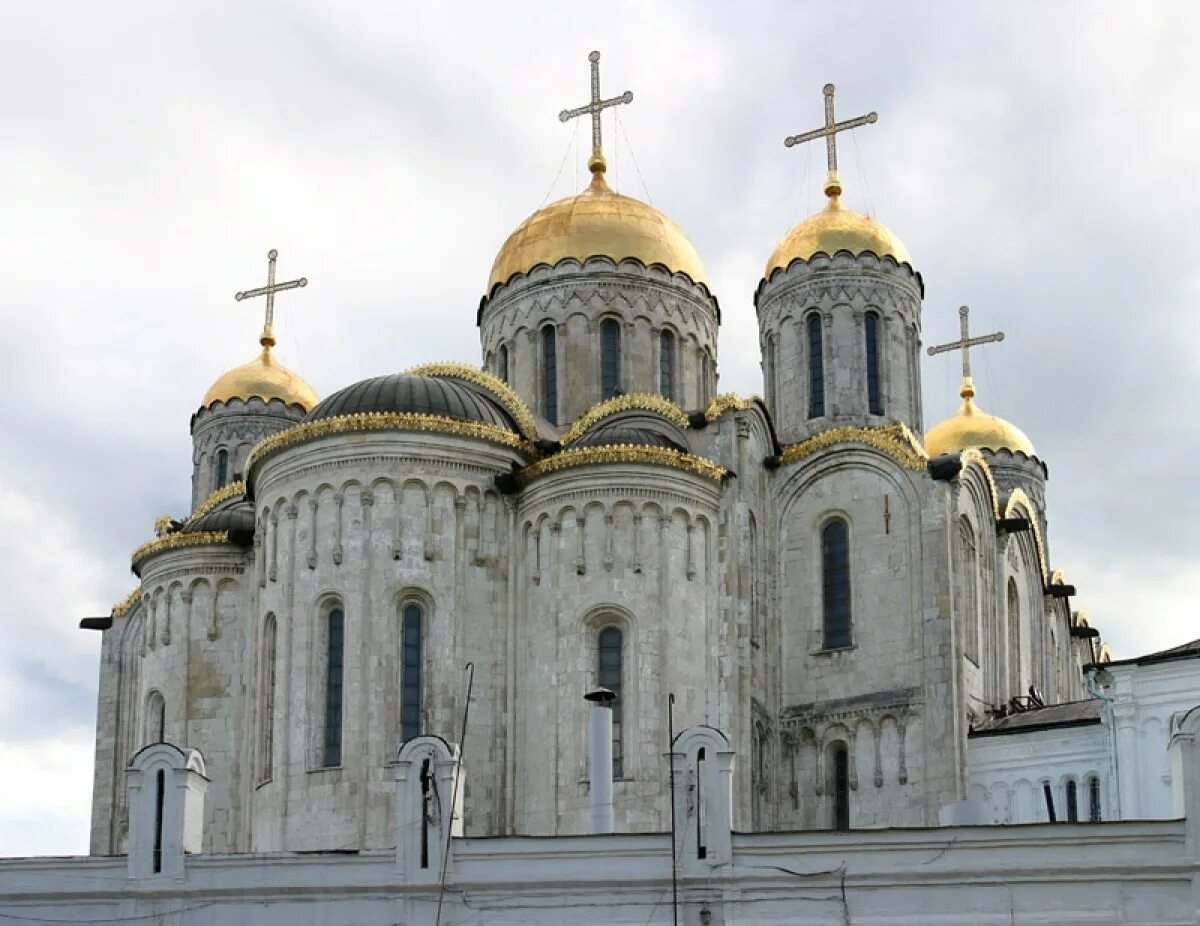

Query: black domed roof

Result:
[572,419,687,452]
[305,374,518,431]
[185,498,255,544]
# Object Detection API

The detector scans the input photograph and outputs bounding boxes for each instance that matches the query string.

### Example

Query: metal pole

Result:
[667,692,679,926]
[435,662,474,926]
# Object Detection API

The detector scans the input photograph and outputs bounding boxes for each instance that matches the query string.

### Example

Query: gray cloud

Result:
[1,0,1196,854]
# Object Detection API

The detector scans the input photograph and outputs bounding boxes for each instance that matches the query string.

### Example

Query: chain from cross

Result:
[558,50,633,156]
[235,249,307,348]
[926,306,1005,380]
[784,83,878,194]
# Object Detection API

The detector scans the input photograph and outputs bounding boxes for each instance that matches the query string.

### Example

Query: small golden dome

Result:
[925,378,1036,458]
[201,336,318,412]
[487,153,708,294]
[765,175,910,278]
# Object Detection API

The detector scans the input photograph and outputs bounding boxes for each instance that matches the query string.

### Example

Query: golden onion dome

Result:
[925,377,1036,458]
[201,327,318,412]
[487,151,708,294]
[765,173,910,278]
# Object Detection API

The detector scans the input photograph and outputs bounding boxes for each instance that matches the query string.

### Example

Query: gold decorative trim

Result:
[1049,568,1069,586]
[404,362,539,439]
[561,393,691,446]
[703,393,755,422]
[1098,643,1112,663]
[1005,488,1049,584]
[778,423,928,471]
[518,443,727,485]
[154,515,175,538]
[132,531,232,572]
[112,587,142,618]
[1073,610,1091,629]
[187,481,247,524]
[959,449,1001,519]
[246,412,533,473]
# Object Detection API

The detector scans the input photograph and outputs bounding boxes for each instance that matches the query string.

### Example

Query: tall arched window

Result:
[865,312,883,414]
[601,319,621,400]
[822,520,851,649]
[541,327,558,425]
[215,448,229,491]
[659,330,676,401]
[832,745,850,831]
[1087,775,1102,822]
[1065,778,1079,822]
[144,690,165,745]
[1007,578,1021,697]
[959,519,979,663]
[597,627,623,777]
[401,603,423,743]
[764,334,776,412]
[259,614,277,782]
[498,344,509,384]
[323,607,345,767]
[807,314,825,418]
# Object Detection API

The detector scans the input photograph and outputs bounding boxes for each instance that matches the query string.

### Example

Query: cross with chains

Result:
[235,249,307,348]
[558,50,633,157]
[784,83,877,194]
[927,305,1005,380]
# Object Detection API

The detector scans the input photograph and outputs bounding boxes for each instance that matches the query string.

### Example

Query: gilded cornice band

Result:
[246,411,534,474]
[111,587,142,618]
[187,481,248,524]
[778,423,928,471]
[131,531,233,573]
[403,362,539,440]
[518,443,727,485]
[703,393,755,422]
[561,393,691,446]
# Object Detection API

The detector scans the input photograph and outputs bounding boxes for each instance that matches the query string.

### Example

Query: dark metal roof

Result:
[1098,638,1200,669]
[305,374,518,432]
[970,699,1102,738]
[572,420,687,451]
[185,498,255,544]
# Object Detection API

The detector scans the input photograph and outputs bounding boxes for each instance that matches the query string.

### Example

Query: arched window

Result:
[498,344,509,384]
[807,314,825,418]
[1087,775,1102,822]
[258,615,277,782]
[215,448,229,491]
[822,520,851,649]
[323,607,345,767]
[1065,778,1079,822]
[541,327,558,425]
[1007,578,1021,697]
[959,519,979,663]
[145,690,165,745]
[865,312,883,415]
[832,745,850,831]
[659,330,676,401]
[764,334,776,412]
[401,603,423,743]
[601,319,621,400]
[597,626,623,778]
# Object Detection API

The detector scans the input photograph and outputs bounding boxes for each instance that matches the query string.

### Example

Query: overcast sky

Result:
[1,1,1197,856]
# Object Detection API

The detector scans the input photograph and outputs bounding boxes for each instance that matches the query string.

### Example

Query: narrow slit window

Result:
[601,319,621,400]
[259,616,277,782]
[808,314,825,418]
[401,603,423,743]
[833,747,850,831]
[323,608,345,767]
[822,520,851,649]
[1087,776,1102,822]
[865,312,883,415]
[541,327,558,425]
[152,768,165,874]
[1065,779,1078,822]
[498,344,509,384]
[659,330,676,402]
[597,627,623,778]
[215,448,229,491]
[696,747,707,859]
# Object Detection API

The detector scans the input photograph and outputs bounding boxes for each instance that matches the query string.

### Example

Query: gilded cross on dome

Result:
[235,249,307,349]
[558,50,633,175]
[927,305,1005,398]
[784,83,878,198]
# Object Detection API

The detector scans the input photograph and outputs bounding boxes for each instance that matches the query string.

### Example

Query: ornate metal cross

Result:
[927,305,1005,380]
[558,50,633,159]
[784,83,878,195]
[235,249,307,348]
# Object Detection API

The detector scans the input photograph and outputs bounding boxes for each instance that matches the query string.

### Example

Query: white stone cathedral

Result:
[82,80,1126,857]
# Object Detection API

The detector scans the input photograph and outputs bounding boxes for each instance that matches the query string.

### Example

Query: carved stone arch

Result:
[777,451,923,522]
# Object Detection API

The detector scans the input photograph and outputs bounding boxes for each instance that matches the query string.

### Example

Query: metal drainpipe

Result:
[1085,667,1121,820]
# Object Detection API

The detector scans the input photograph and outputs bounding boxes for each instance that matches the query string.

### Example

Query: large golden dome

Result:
[925,378,1036,458]
[765,179,910,278]
[488,155,708,294]
[201,335,318,412]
